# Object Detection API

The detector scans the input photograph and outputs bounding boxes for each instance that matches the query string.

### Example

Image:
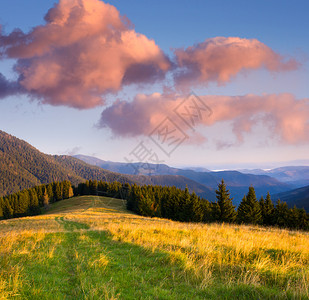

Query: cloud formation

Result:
[174,37,299,89]
[98,93,309,146]
[0,0,170,108]
[0,72,22,99]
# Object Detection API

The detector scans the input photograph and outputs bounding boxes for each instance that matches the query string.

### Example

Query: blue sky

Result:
[0,0,308,169]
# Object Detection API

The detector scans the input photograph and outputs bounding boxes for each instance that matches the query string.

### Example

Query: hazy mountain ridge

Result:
[0,130,307,208]
[241,166,309,188]
[273,185,309,211]
[74,154,293,204]
[0,131,216,199]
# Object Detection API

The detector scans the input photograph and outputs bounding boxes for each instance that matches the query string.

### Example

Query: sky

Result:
[0,0,309,170]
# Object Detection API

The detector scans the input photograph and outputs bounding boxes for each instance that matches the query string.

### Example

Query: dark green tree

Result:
[89,180,98,196]
[237,186,262,225]
[28,188,40,215]
[2,198,13,219]
[262,192,275,226]
[215,179,236,223]
[62,181,73,199]
[53,182,62,201]
[46,184,54,202]
[0,197,3,218]
[298,208,309,230]
[274,200,289,228]
[41,188,49,207]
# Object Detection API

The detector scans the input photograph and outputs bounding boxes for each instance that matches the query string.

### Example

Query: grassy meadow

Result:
[0,196,308,299]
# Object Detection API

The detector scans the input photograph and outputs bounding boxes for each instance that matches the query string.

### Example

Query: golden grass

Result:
[1,195,308,298]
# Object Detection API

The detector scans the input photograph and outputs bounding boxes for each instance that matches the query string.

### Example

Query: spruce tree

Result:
[53,182,62,201]
[28,188,39,215]
[201,199,212,223]
[287,206,300,229]
[237,186,262,225]
[46,184,54,202]
[0,197,3,218]
[298,208,309,230]
[263,192,275,226]
[215,179,236,223]
[2,198,13,219]
[190,192,203,222]
[42,188,49,207]
[89,180,98,196]
[274,200,289,228]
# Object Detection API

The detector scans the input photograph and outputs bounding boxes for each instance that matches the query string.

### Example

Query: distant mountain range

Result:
[0,130,214,200]
[74,155,293,205]
[240,167,309,188]
[1,130,308,210]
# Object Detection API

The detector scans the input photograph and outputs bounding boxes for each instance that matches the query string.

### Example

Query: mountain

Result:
[0,131,138,196]
[0,130,216,200]
[131,174,216,201]
[273,185,309,212]
[241,166,309,188]
[74,155,292,204]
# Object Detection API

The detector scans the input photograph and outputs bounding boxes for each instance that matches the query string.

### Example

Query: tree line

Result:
[1,178,308,231]
[76,179,309,230]
[0,180,74,219]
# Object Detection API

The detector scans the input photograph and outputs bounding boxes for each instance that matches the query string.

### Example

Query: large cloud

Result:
[0,1,301,112]
[174,37,299,89]
[98,93,309,145]
[0,0,170,108]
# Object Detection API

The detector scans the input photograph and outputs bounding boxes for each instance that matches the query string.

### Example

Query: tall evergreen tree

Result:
[62,181,73,199]
[237,186,262,225]
[215,179,236,223]
[298,208,309,230]
[28,188,39,214]
[41,188,49,207]
[53,182,62,201]
[2,198,13,219]
[190,192,203,222]
[89,180,98,196]
[274,200,289,228]
[262,192,275,226]
[0,197,3,218]
[46,184,54,202]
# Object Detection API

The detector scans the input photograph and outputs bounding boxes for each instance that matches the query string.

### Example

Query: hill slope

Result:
[0,130,216,200]
[0,196,308,299]
[0,130,83,195]
[0,130,134,196]
[273,185,309,211]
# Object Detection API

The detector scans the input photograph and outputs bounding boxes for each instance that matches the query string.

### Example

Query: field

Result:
[0,196,308,299]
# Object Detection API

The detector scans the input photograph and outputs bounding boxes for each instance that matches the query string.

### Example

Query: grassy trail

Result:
[0,196,308,299]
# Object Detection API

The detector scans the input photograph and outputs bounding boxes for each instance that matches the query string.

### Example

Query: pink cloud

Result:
[0,0,170,108]
[0,2,301,111]
[98,93,309,146]
[174,37,299,89]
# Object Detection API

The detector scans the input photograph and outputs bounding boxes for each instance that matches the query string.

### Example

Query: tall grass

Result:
[0,196,308,299]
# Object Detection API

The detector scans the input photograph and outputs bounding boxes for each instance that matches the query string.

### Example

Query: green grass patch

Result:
[0,196,308,299]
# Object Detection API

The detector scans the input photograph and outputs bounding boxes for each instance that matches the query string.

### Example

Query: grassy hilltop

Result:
[0,196,308,299]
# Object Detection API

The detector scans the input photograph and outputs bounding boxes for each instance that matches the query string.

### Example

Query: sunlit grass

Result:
[0,196,308,299]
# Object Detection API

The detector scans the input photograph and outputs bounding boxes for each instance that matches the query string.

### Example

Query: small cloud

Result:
[63,146,82,156]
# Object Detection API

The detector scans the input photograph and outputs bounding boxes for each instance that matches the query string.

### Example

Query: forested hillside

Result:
[274,185,309,211]
[0,131,131,196]
[0,131,215,200]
